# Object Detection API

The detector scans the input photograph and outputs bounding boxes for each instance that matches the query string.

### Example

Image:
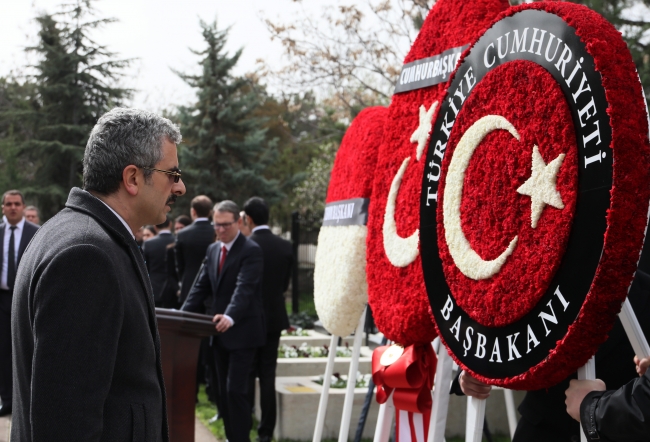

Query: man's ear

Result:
[122,165,141,196]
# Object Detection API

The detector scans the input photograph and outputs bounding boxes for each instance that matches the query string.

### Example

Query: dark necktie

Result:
[7,225,16,290]
[219,246,227,274]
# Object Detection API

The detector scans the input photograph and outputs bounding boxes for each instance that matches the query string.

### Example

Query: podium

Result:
[156,308,219,442]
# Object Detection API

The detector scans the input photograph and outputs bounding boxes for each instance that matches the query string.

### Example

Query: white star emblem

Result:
[410,102,438,161]
[517,145,566,229]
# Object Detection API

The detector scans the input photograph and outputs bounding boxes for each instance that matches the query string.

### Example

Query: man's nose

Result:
[173,179,186,196]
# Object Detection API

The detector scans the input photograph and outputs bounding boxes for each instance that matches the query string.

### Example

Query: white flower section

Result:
[410,101,439,161]
[314,225,368,337]
[383,157,420,267]
[517,145,565,228]
[443,115,520,280]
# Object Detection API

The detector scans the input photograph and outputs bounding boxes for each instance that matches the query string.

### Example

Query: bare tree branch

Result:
[262,0,433,117]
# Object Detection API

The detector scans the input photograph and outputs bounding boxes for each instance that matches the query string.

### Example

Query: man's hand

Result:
[565,379,606,422]
[213,314,233,333]
[459,370,492,399]
[634,355,650,376]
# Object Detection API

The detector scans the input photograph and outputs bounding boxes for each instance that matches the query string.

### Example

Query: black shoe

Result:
[207,413,220,424]
[0,405,12,417]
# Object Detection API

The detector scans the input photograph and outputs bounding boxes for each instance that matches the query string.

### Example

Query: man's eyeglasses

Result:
[214,222,235,230]
[141,167,182,183]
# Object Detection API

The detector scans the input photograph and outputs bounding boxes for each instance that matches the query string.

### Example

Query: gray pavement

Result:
[195,416,218,442]
[0,415,216,442]
[0,415,9,442]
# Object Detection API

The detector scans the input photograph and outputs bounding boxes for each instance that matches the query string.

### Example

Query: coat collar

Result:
[65,187,157,321]
[65,187,135,247]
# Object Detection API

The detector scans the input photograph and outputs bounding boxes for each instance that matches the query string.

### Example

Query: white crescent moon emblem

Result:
[443,115,520,280]
[382,100,438,268]
[383,157,419,267]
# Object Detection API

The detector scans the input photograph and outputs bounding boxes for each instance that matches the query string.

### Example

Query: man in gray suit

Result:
[11,108,186,441]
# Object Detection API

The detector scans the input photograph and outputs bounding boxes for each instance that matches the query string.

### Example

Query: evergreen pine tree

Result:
[22,0,130,219]
[176,20,283,207]
[0,77,39,193]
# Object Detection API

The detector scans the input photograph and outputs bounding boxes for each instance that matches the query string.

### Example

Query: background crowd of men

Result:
[0,187,292,442]
[141,195,293,442]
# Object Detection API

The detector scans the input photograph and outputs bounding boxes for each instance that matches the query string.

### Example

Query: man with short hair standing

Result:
[244,196,292,442]
[143,217,176,307]
[11,108,185,441]
[176,195,215,305]
[0,190,38,417]
[23,206,40,226]
[182,200,265,442]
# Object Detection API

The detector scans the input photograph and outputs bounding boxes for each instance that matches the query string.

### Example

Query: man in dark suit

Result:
[182,200,265,442]
[11,108,186,441]
[143,216,175,307]
[244,196,292,442]
[0,190,38,417]
[175,195,214,306]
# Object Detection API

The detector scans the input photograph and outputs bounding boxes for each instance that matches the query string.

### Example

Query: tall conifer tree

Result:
[176,20,282,206]
[0,77,39,193]
[23,0,130,219]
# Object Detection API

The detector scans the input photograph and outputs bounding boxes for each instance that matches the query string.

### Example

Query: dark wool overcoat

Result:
[11,187,168,442]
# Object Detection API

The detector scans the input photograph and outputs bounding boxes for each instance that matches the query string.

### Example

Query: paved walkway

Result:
[0,415,215,442]
[195,416,218,442]
[0,415,9,442]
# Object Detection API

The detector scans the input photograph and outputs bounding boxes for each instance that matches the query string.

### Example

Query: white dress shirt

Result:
[251,225,270,233]
[1,217,25,290]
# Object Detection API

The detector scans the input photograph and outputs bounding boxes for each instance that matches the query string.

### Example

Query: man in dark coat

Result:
[0,190,38,417]
[564,269,650,442]
[565,354,650,441]
[143,216,175,306]
[182,200,265,442]
[11,108,186,441]
[243,196,292,442]
[175,195,215,306]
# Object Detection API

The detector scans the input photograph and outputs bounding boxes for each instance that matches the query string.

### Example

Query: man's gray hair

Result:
[83,108,182,195]
[214,200,240,221]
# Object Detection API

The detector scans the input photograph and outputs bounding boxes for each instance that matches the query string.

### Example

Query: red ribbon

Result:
[372,343,437,414]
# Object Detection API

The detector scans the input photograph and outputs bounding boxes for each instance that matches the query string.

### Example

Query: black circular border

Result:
[420,10,612,379]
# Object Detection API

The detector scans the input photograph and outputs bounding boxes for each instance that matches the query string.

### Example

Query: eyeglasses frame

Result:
[214,222,235,230]
[141,167,182,183]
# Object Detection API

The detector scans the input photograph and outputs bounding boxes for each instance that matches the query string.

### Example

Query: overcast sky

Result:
[0,0,336,112]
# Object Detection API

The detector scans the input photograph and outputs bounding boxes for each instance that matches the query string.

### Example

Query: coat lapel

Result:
[64,188,157,328]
